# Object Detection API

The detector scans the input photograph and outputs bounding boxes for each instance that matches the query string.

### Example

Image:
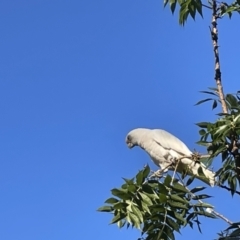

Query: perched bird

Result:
[125,128,215,186]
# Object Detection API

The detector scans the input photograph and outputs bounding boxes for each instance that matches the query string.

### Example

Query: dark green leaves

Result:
[111,188,131,200]
[219,1,240,18]
[97,205,113,212]
[196,90,240,196]
[221,221,240,239]
[163,0,206,25]
[99,167,213,240]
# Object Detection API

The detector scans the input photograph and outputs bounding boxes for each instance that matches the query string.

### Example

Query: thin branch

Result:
[171,158,181,186]
[176,173,234,225]
[157,210,167,239]
[219,184,240,196]
[207,208,233,225]
[146,155,192,181]
[210,0,228,113]
[202,3,212,9]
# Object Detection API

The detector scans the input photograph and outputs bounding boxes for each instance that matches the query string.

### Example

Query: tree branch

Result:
[202,3,212,9]
[176,173,234,225]
[210,0,240,182]
[210,0,228,114]
[219,184,240,196]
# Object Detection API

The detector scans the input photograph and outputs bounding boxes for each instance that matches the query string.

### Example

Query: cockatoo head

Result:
[125,128,149,148]
[125,133,136,148]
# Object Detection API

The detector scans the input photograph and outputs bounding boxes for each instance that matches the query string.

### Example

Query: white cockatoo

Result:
[125,128,215,186]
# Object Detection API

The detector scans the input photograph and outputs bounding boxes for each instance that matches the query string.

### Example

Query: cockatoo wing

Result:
[151,129,192,156]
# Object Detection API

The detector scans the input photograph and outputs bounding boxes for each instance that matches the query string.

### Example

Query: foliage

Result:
[163,0,240,25]
[98,165,215,240]
[196,90,240,195]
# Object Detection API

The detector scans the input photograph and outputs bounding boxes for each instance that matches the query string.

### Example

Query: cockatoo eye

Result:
[127,135,132,143]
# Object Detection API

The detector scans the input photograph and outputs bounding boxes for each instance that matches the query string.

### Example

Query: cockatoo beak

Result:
[126,138,133,148]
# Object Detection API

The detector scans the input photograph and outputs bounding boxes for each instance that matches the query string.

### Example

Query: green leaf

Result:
[226,94,239,108]
[230,228,240,237]
[159,183,169,195]
[164,225,175,240]
[186,212,195,223]
[142,165,150,178]
[188,1,196,20]
[150,204,165,212]
[192,194,212,200]
[159,193,168,202]
[170,194,188,204]
[105,197,119,204]
[196,140,210,147]
[166,217,181,232]
[226,221,240,230]
[179,1,189,25]
[138,192,153,206]
[127,184,137,192]
[168,201,189,210]
[131,205,144,223]
[164,175,172,186]
[117,219,125,228]
[190,186,206,193]
[136,170,144,185]
[141,201,151,214]
[196,122,210,128]
[230,176,237,196]
[111,212,126,224]
[170,0,177,13]
[171,182,189,193]
[199,129,206,135]
[111,188,131,200]
[212,100,218,109]
[186,176,195,186]
[128,212,141,229]
[194,219,202,233]
[113,202,128,209]
[164,0,170,7]
[195,98,213,106]
[97,205,113,212]
[122,177,134,185]
[142,185,158,198]
[174,212,186,224]
[200,90,218,96]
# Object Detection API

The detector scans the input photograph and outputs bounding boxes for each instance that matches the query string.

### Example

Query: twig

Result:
[176,173,234,225]
[202,3,212,9]
[209,209,233,225]
[157,210,167,240]
[171,158,181,186]
[146,155,193,183]
[219,184,240,196]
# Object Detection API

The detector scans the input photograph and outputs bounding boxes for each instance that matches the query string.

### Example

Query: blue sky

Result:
[0,1,239,239]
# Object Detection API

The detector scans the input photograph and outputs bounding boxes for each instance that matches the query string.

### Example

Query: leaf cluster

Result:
[163,0,240,25]
[196,89,240,194]
[217,222,240,240]
[164,0,203,25]
[98,166,215,240]
[219,0,240,18]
